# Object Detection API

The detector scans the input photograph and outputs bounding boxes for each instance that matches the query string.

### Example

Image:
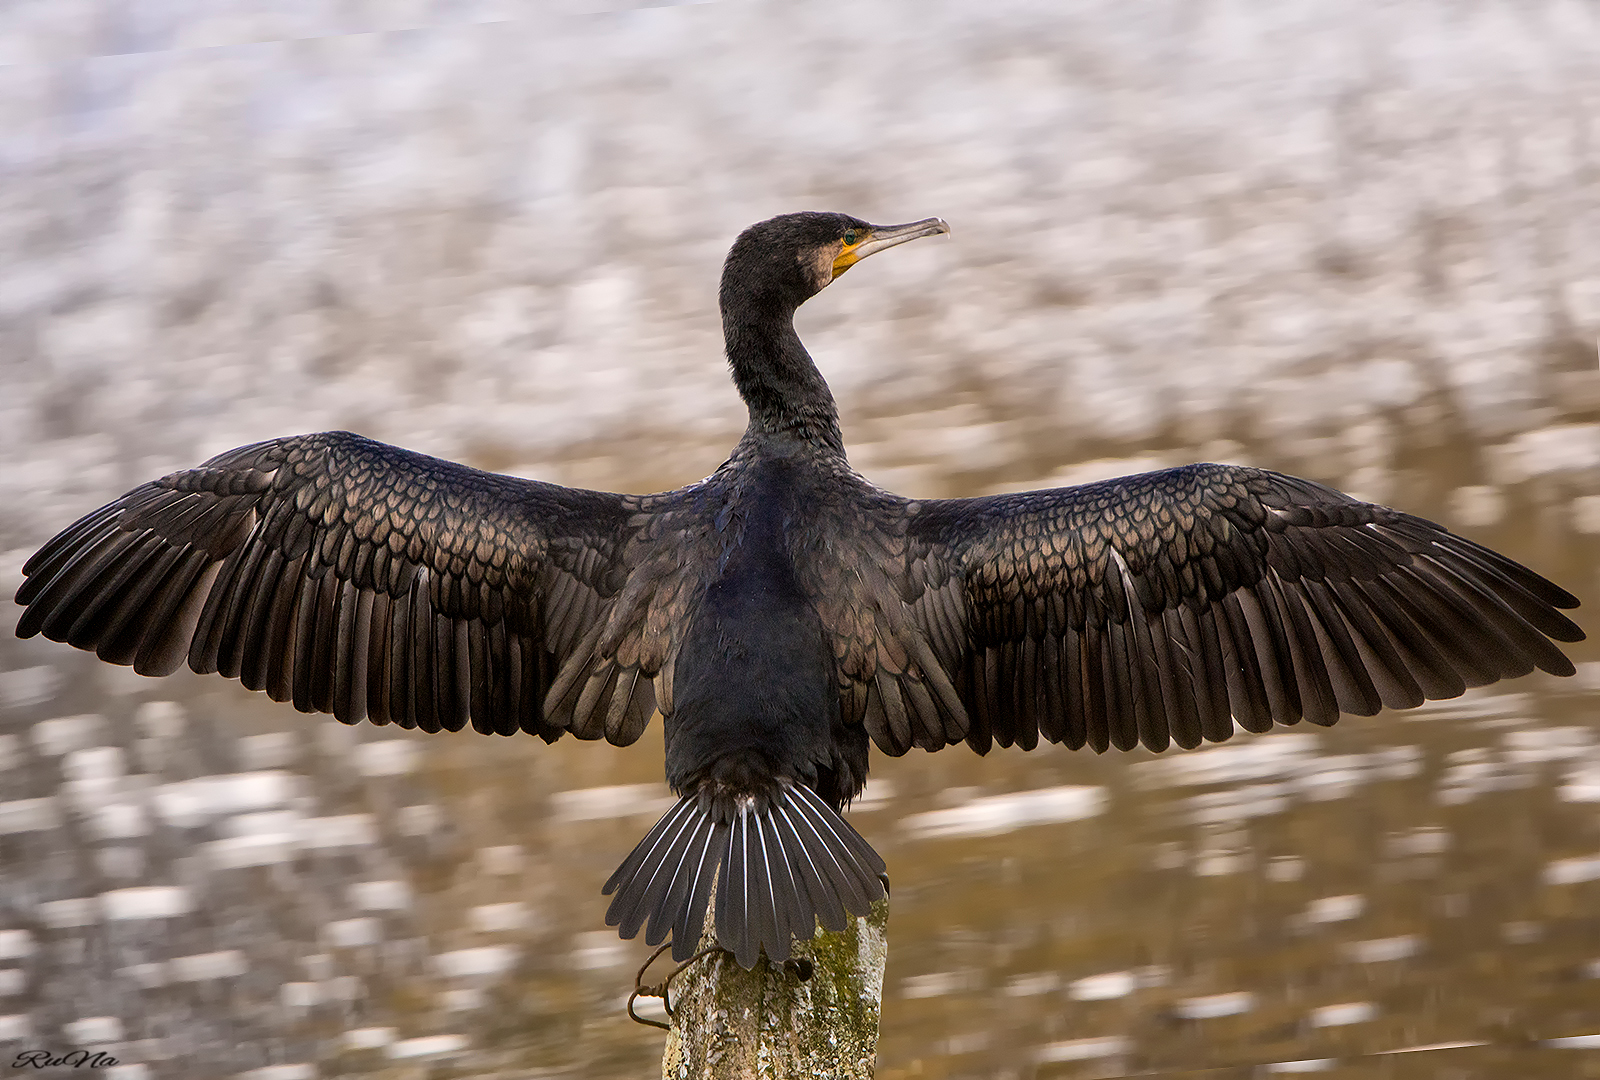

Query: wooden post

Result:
[661,895,890,1079]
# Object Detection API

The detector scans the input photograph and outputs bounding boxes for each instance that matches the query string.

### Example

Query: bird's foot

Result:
[626,939,729,1029]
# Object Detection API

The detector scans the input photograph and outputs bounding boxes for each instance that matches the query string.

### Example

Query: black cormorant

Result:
[13,212,1586,970]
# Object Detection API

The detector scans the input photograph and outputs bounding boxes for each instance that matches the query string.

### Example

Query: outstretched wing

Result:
[885,463,1583,755]
[14,431,669,744]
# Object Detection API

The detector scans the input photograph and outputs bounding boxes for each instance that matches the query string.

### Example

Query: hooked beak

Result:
[833,217,950,277]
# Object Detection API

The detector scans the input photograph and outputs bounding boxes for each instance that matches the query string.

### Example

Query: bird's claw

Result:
[626,939,729,1029]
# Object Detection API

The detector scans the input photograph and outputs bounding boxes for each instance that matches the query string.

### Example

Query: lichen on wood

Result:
[661,895,890,1079]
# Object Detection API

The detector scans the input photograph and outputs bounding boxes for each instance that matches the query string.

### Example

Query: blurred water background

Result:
[3,1,1600,1077]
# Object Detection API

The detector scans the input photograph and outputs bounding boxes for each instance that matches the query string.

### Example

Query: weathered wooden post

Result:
[659,894,890,1079]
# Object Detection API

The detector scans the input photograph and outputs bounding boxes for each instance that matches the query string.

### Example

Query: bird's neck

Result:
[723,309,844,454]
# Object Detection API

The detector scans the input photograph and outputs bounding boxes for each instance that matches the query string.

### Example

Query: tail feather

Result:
[634,811,697,946]
[796,782,885,869]
[605,797,696,940]
[761,808,805,945]
[645,812,716,947]
[603,782,885,968]
[669,818,726,951]
[772,800,848,932]
[720,811,762,968]
[784,782,883,916]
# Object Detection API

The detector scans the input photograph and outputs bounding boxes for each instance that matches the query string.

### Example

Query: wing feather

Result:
[1267,573,1339,727]
[32,532,143,644]
[364,588,394,723]
[1293,578,1381,716]
[15,431,676,746]
[1058,626,1087,750]
[1103,619,1140,751]
[1150,608,1199,749]
[85,540,181,664]
[290,570,323,716]
[889,463,1581,754]
[1080,621,1111,752]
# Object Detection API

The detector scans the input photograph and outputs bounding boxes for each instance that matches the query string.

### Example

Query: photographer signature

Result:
[10,1049,119,1069]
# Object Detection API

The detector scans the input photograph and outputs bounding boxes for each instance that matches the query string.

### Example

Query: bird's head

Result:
[721,212,950,317]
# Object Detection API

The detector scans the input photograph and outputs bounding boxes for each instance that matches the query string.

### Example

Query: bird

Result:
[13,211,1586,972]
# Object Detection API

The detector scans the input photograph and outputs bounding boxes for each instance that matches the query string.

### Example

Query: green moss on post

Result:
[661,895,890,1079]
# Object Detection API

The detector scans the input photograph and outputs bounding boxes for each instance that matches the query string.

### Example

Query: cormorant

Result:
[13,212,1585,971]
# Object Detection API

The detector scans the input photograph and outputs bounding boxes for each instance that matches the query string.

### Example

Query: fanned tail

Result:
[602,782,885,969]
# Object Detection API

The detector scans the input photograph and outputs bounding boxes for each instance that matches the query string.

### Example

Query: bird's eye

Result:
[843,230,858,246]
